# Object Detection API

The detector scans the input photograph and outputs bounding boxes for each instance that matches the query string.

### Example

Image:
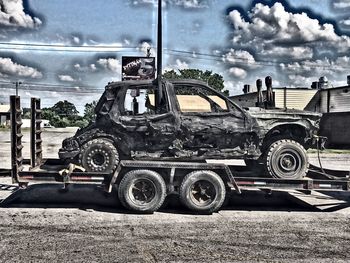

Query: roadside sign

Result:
[122,56,155,81]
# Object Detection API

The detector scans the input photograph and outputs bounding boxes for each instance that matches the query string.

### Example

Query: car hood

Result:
[243,107,322,133]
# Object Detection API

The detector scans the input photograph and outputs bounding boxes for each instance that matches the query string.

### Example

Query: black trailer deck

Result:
[2,96,350,212]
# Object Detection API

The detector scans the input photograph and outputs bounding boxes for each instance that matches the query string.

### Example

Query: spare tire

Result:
[264,139,308,179]
[79,138,119,173]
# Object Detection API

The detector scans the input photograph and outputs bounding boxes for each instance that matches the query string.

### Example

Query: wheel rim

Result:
[129,179,156,205]
[273,148,302,177]
[189,180,216,207]
[87,148,110,170]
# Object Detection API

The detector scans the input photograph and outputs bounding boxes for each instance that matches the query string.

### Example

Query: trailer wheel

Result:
[180,170,226,214]
[265,139,308,179]
[79,138,119,173]
[118,169,166,213]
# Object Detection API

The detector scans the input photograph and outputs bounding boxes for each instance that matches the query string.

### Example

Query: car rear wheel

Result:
[264,139,308,179]
[179,170,226,214]
[79,138,119,173]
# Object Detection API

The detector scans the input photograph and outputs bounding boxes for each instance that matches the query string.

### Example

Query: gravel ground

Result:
[0,129,350,262]
[0,207,349,262]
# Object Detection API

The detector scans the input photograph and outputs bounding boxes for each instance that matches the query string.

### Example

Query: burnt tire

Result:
[79,138,119,173]
[180,170,226,214]
[265,139,308,179]
[118,169,167,213]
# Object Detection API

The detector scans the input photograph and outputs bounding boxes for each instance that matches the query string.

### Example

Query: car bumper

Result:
[58,149,80,160]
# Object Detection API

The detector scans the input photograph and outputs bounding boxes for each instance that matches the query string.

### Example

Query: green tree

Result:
[51,100,79,117]
[22,108,31,119]
[41,103,88,128]
[163,69,229,96]
[83,101,97,123]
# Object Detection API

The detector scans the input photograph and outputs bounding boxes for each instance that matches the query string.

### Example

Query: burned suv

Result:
[59,79,321,179]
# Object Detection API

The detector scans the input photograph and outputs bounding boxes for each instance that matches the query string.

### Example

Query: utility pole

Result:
[156,0,163,111]
[13,81,22,96]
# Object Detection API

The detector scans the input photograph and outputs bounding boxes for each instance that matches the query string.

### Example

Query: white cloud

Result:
[0,57,42,79]
[138,41,155,56]
[223,49,258,69]
[72,36,80,45]
[163,58,189,72]
[260,46,313,60]
[224,80,245,95]
[228,67,247,79]
[0,0,42,29]
[175,59,189,70]
[132,0,208,8]
[286,75,316,87]
[340,19,350,26]
[279,56,350,77]
[97,58,121,73]
[58,75,75,82]
[224,2,350,89]
[90,64,97,71]
[229,2,350,51]
[333,0,350,9]
[74,63,82,71]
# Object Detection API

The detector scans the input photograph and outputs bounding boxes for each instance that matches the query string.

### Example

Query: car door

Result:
[173,83,249,158]
[118,83,178,153]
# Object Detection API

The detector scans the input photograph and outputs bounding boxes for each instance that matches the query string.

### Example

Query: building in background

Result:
[231,88,318,110]
[0,104,10,126]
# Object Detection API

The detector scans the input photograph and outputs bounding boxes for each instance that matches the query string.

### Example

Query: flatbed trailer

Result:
[4,96,350,213]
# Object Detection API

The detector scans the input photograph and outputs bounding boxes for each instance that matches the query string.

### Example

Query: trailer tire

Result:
[118,169,166,213]
[180,170,226,214]
[79,138,119,173]
[265,139,308,179]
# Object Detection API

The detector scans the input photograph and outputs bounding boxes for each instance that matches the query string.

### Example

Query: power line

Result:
[0,42,142,52]
[0,41,348,70]
[165,49,350,70]
[0,80,103,94]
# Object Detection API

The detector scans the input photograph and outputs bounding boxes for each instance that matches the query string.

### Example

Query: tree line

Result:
[22,100,97,128]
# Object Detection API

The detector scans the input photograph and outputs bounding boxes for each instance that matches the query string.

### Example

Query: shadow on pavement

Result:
[0,182,333,214]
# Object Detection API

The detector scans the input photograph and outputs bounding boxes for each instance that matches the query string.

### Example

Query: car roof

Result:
[106,79,209,89]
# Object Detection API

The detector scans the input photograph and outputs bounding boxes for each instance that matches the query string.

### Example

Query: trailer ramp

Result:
[283,189,348,211]
[0,184,22,206]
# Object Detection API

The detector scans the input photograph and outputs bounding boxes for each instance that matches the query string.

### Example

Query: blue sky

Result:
[0,0,349,112]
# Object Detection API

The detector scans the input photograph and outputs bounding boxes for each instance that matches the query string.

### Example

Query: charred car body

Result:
[59,79,321,179]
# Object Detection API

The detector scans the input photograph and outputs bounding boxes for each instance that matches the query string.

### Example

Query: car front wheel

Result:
[79,138,119,173]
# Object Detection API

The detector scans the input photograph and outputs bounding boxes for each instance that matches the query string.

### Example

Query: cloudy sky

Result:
[0,0,349,112]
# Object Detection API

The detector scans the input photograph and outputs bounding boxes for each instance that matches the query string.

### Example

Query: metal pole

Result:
[13,81,22,96]
[156,0,163,110]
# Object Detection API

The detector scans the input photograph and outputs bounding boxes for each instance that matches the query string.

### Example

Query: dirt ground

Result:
[0,129,350,262]
[0,206,349,262]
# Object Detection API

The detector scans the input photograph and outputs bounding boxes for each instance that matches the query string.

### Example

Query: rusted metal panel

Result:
[320,112,350,148]
[328,87,350,113]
